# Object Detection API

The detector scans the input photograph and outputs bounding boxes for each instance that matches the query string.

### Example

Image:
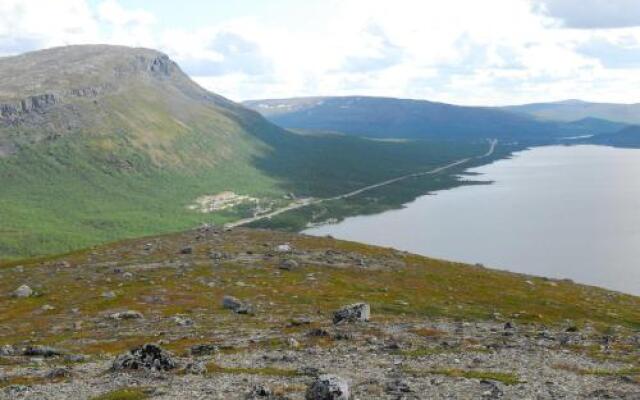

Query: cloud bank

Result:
[0,0,639,105]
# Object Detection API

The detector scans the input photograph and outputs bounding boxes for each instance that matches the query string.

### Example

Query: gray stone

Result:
[189,344,219,356]
[45,367,71,379]
[110,310,143,320]
[0,344,16,356]
[111,343,176,371]
[23,346,64,357]
[279,259,299,270]
[333,303,370,324]
[184,360,207,375]
[13,284,33,298]
[222,295,252,314]
[173,315,194,326]
[306,374,350,400]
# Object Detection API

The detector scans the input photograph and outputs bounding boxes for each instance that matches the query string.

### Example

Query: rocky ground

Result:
[1,226,639,399]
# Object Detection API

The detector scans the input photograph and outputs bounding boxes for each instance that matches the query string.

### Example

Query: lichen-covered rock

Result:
[0,344,16,356]
[111,343,176,371]
[184,361,207,375]
[110,310,143,320]
[23,345,64,358]
[222,295,252,314]
[332,303,370,324]
[306,374,350,400]
[279,259,299,270]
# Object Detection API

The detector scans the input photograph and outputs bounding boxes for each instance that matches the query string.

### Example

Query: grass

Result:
[89,388,149,400]
[553,363,640,378]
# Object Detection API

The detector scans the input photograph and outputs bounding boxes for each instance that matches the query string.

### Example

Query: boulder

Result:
[23,345,64,357]
[306,374,350,400]
[184,361,207,375]
[279,259,299,270]
[110,310,143,320]
[111,343,176,371]
[173,315,194,326]
[0,344,16,356]
[332,303,370,324]
[222,295,252,314]
[13,284,33,298]
[180,246,193,254]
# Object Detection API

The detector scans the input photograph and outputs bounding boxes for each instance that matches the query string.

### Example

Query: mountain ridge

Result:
[244,96,625,141]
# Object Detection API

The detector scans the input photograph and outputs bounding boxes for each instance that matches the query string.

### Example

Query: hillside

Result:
[244,96,622,141]
[503,99,640,125]
[0,46,493,260]
[1,227,640,398]
[590,125,640,147]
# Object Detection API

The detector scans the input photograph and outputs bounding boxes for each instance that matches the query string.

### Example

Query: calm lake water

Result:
[305,145,640,295]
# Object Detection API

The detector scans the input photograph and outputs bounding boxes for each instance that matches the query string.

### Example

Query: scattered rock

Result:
[279,259,299,270]
[12,284,33,298]
[287,337,300,348]
[189,344,219,356]
[45,367,71,379]
[41,304,55,311]
[64,354,87,363]
[222,295,252,314]
[0,344,16,356]
[122,272,133,279]
[246,384,271,398]
[333,303,370,324]
[101,291,116,299]
[173,315,194,326]
[276,244,292,253]
[386,378,412,394]
[23,346,64,358]
[111,343,176,371]
[306,374,350,400]
[110,310,143,320]
[308,328,331,337]
[54,261,71,268]
[184,360,207,375]
[180,246,193,255]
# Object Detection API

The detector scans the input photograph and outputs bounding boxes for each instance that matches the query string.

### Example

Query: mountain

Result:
[503,99,640,125]
[0,46,491,259]
[590,124,640,147]
[244,96,622,141]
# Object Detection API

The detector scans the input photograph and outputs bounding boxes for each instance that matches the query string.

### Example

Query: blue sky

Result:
[1,0,640,105]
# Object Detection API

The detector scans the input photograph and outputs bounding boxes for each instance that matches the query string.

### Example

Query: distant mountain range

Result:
[502,99,640,125]
[244,96,627,142]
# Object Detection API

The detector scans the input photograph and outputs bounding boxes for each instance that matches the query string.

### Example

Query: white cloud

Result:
[532,0,640,29]
[1,0,639,104]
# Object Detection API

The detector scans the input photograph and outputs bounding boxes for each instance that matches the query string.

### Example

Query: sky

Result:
[1,0,640,105]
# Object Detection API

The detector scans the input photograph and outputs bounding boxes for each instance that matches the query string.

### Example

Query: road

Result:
[227,139,497,228]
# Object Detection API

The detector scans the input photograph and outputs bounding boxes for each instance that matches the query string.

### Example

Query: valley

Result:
[1,43,640,400]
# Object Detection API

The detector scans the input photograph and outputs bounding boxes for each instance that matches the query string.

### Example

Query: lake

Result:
[305,145,640,295]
